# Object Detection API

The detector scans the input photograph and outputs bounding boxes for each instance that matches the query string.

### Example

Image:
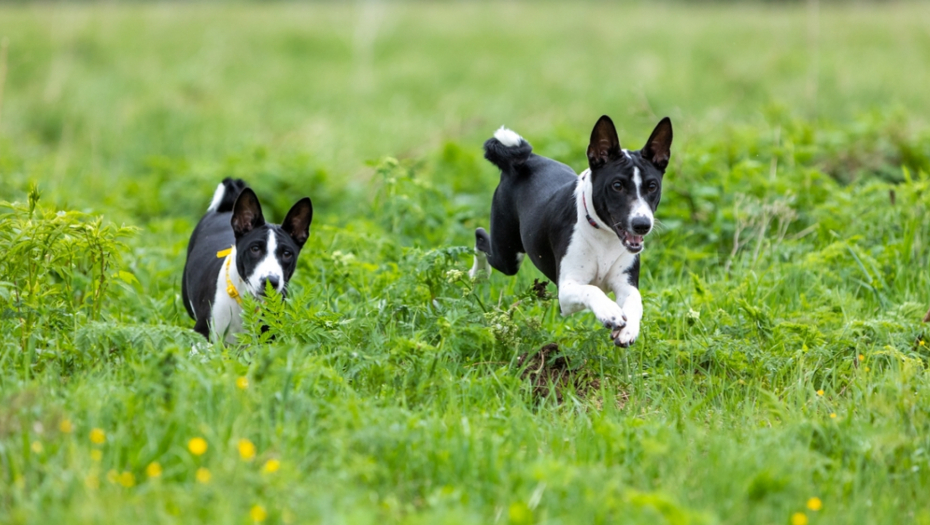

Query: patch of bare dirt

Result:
[517,343,627,409]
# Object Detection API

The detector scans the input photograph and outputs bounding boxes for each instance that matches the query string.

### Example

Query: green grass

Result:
[2,2,930,524]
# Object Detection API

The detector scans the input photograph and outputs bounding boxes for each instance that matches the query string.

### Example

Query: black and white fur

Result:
[182,178,313,342]
[470,115,673,347]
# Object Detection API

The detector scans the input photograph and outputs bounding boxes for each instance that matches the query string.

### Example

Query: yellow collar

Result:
[217,247,242,305]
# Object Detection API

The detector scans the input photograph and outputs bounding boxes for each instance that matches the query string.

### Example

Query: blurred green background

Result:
[2,1,928,217]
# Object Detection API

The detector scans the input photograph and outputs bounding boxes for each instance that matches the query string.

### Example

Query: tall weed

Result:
[0,186,135,370]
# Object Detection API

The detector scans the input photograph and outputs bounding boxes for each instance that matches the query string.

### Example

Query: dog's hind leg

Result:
[472,184,525,279]
[471,226,524,278]
[469,228,492,280]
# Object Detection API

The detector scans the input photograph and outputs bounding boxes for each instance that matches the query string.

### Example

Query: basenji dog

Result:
[470,115,673,347]
[182,178,313,342]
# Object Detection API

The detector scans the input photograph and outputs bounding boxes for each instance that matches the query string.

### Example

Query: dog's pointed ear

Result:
[282,197,313,249]
[587,115,622,170]
[642,117,673,170]
[231,188,266,239]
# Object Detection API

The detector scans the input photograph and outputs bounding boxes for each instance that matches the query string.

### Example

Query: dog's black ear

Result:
[282,197,313,248]
[587,115,622,169]
[231,188,266,239]
[642,117,673,170]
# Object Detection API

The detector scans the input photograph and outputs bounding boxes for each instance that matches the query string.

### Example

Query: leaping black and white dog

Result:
[182,178,313,342]
[470,115,673,347]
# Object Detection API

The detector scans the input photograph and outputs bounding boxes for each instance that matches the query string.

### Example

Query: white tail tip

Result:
[494,126,523,148]
[206,182,225,212]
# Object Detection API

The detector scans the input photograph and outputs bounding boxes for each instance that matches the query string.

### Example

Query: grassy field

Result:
[2,2,930,524]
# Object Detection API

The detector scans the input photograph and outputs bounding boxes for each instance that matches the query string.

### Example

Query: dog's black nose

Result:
[631,217,652,235]
[261,276,281,291]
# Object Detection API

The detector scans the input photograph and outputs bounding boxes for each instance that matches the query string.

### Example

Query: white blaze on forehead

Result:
[246,230,286,294]
[630,167,653,223]
[494,127,523,147]
[207,182,225,212]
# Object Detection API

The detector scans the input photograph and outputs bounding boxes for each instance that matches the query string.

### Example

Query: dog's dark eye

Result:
[250,245,262,254]
[281,250,293,261]
[647,181,659,193]
[611,181,623,192]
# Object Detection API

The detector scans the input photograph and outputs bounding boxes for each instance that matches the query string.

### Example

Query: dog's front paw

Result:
[596,304,627,333]
[611,324,639,347]
[610,317,640,347]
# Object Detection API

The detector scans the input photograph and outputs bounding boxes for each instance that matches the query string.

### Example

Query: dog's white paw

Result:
[612,323,639,348]
[595,302,627,332]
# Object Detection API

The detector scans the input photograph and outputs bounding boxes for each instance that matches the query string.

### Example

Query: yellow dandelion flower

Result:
[90,428,106,444]
[31,441,43,454]
[91,449,103,462]
[146,462,163,478]
[60,419,73,434]
[118,471,135,488]
[238,439,256,461]
[196,467,211,484]
[250,505,268,523]
[236,377,249,390]
[791,512,809,525]
[106,469,119,484]
[816,389,824,396]
[920,340,926,347]
[262,458,280,474]
[807,497,822,511]
[858,354,865,361]
[830,413,837,419]
[864,366,870,372]
[85,473,100,490]
[188,437,208,456]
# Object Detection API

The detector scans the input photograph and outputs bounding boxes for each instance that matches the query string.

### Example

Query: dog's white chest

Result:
[560,226,635,290]
[556,171,639,291]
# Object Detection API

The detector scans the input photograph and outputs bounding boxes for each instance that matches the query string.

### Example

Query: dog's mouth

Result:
[613,227,644,254]
[253,287,287,298]
[246,277,286,298]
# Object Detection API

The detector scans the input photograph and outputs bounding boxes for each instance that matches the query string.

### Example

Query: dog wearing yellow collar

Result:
[181,178,313,342]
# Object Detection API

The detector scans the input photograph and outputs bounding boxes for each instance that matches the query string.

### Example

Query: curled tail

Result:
[207,177,248,213]
[484,127,533,175]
